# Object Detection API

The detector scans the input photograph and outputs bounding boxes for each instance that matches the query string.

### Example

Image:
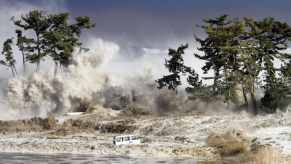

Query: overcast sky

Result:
[0,0,290,79]
[4,0,291,51]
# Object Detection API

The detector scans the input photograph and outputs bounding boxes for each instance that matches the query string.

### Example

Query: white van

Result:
[113,135,141,145]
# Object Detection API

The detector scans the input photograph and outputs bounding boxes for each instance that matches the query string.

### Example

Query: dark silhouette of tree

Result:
[250,17,291,112]
[11,10,95,73]
[158,15,291,114]
[43,13,95,73]
[195,15,248,104]
[13,10,50,71]
[15,29,32,73]
[156,44,202,92]
[156,44,188,91]
[194,15,230,94]
[0,38,17,76]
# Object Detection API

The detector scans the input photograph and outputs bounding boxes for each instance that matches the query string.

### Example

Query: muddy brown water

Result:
[0,153,198,164]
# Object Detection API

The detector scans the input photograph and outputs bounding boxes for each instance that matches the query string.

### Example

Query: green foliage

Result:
[0,38,17,76]
[157,15,291,114]
[11,10,95,72]
[13,10,50,69]
[44,14,95,69]
[261,79,290,113]
[156,44,202,91]
[253,18,291,112]
[16,29,27,72]
[195,15,253,106]
[156,44,188,90]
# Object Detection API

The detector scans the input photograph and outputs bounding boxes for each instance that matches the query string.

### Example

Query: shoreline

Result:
[0,112,291,163]
[0,131,219,160]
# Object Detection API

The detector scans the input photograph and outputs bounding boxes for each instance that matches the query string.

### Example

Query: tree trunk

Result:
[213,68,219,94]
[250,91,257,114]
[54,62,58,76]
[14,66,17,75]
[11,66,17,77]
[35,32,41,72]
[36,61,40,72]
[250,83,258,114]
[21,51,26,73]
[242,86,248,106]
[10,67,15,77]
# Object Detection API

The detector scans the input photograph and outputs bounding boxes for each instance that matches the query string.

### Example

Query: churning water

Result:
[0,153,198,164]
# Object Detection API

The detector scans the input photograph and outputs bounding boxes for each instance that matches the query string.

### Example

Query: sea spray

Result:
[1,37,231,120]
[4,38,119,119]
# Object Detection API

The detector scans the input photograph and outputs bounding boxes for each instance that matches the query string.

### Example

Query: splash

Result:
[0,37,232,120]
[4,38,119,119]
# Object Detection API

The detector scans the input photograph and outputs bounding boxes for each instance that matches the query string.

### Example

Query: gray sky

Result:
[0,0,290,79]
[5,0,291,51]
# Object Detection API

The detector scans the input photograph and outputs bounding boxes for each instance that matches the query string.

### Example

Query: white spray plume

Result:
[0,36,232,120]
[0,1,229,120]
[3,38,119,120]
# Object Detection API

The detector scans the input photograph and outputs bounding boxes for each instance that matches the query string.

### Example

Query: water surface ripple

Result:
[0,153,198,164]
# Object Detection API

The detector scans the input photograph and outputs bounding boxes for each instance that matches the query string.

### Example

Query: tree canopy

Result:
[0,10,95,74]
[157,15,291,114]
[0,38,16,76]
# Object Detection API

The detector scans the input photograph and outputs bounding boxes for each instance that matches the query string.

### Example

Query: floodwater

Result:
[0,153,198,164]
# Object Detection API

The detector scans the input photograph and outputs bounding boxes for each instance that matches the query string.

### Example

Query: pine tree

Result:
[13,10,50,71]
[0,38,17,76]
[12,10,95,73]
[43,13,94,73]
[156,44,202,91]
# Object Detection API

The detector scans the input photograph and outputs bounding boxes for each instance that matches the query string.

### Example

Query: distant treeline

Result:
[157,15,291,114]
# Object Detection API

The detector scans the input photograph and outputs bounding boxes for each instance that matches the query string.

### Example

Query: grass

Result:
[242,146,288,164]
[207,129,251,156]
[206,129,290,164]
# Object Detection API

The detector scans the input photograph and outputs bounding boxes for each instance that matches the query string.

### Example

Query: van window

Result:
[114,135,139,143]
[123,137,129,141]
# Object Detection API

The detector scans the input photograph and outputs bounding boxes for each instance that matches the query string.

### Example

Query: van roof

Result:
[114,135,136,138]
